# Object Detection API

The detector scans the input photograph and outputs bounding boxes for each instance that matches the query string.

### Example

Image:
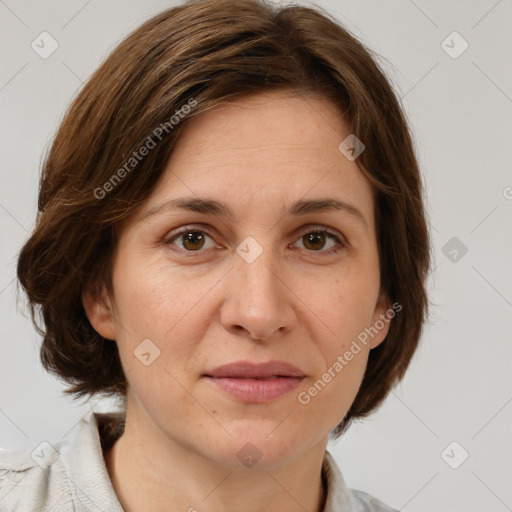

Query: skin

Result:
[82,89,391,512]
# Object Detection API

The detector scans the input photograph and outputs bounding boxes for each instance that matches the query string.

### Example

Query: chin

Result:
[201,425,309,471]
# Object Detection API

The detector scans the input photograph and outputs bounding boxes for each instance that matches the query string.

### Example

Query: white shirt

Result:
[0,411,398,511]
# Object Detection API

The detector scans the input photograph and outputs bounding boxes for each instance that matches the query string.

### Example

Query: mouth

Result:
[203,375,305,403]
[204,360,305,379]
[203,360,305,403]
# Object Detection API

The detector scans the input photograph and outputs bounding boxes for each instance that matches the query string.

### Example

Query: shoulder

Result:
[322,450,399,512]
[0,440,75,512]
[350,489,400,512]
[0,411,124,512]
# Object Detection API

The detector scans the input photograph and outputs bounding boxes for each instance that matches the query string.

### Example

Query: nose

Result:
[219,243,297,342]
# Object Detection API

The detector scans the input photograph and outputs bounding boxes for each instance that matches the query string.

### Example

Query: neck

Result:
[103,405,328,512]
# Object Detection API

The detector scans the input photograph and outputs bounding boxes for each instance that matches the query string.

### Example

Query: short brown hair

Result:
[16,0,431,437]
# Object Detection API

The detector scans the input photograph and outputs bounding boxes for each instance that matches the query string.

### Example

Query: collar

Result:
[58,411,124,510]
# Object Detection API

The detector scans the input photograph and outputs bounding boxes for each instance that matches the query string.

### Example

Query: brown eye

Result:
[302,231,327,251]
[293,228,345,255]
[165,229,216,251]
[181,231,206,250]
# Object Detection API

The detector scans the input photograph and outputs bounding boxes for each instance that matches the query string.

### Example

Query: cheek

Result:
[296,266,379,351]
[287,271,376,421]
[112,252,202,337]
[110,257,206,419]
[110,251,226,394]
[295,343,368,435]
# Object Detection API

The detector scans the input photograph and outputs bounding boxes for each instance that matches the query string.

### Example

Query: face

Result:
[84,89,391,470]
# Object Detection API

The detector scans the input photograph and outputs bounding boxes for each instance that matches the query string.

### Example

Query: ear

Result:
[81,282,116,341]
[368,289,393,350]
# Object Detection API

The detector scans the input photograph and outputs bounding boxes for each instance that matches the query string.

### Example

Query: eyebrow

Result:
[140,196,368,230]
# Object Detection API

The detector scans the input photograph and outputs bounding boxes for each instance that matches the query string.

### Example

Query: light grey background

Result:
[1,1,511,511]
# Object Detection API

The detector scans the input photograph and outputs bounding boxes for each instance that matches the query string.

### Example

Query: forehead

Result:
[136,90,375,229]
[173,89,347,157]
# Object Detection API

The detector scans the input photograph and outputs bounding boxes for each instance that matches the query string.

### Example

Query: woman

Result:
[1,0,430,510]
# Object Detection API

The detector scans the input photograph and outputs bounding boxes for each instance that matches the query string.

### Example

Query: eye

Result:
[163,227,218,252]
[291,227,346,255]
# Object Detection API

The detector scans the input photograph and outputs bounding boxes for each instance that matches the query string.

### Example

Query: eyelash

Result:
[162,225,347,256]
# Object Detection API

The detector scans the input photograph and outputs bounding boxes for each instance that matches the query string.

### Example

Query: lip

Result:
[203,360,305,403]
[204,360,305,379]
[205,376,304,403]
